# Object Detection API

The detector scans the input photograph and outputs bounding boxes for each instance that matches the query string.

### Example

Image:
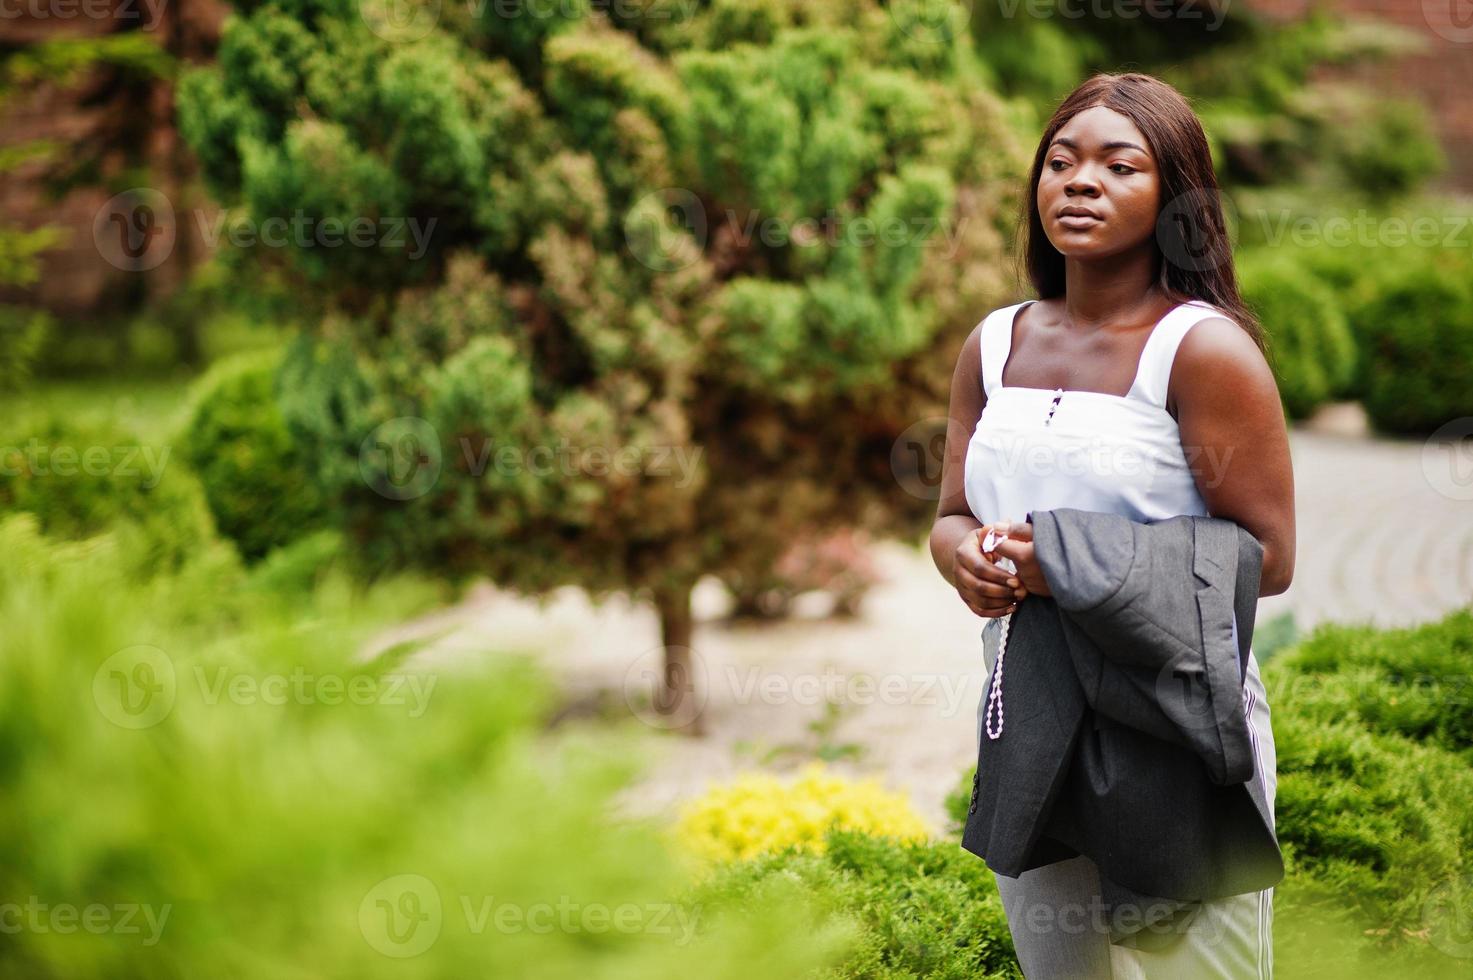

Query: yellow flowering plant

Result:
[671,761,933,868]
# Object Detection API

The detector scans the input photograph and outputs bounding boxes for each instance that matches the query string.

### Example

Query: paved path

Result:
[375,411,1473,832]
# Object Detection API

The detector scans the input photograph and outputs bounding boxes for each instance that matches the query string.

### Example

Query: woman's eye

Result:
[1048,160,1067,171]
[1110,164,1135,174]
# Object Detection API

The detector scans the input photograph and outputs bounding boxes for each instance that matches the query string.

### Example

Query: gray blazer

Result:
[961,507,1283,943]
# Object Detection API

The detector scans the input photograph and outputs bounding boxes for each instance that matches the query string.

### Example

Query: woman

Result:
[929,72,1296,978]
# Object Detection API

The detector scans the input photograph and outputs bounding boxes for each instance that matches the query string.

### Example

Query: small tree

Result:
[178,1,1026,731]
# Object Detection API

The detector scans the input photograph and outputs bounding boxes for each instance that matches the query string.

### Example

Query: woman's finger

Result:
[957,564,1018,602]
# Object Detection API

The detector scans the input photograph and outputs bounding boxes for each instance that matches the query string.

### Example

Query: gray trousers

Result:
[976,614,1277,979]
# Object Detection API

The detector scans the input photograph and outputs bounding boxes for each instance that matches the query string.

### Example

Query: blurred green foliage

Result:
[1236,252,1356,420]
[181,350,331,562]
[0,512,860,978]
[684,828,1020,979]
[0,416,215,577]
[1346,262,1473,435]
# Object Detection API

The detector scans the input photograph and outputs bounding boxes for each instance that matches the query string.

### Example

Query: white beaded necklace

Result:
[982,526,1017,741]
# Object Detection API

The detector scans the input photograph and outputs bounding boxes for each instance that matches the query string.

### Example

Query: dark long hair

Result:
[1017,71,1265,354]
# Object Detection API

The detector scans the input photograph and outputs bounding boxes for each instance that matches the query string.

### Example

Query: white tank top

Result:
[964,298,1229,527]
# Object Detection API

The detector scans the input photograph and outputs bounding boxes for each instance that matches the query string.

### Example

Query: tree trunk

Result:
[652,583,705,736]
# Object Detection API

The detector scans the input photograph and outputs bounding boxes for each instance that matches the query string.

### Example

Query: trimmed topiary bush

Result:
[181,349,330,562]
[1343,261,1473,434]
[1237,253,1356,419]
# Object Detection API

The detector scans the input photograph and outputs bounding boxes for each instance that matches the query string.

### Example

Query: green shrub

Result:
[1327,97,1446,200]
[1272,709,1473,940]
[1264,608,1473,758]
[1238,253,1356,418]
[0,512,852,979]
[0,415,214,576]
[684,828,1019,980]
[181,349,330,562]
[1344,262,1473,434]
[0,303,51,389]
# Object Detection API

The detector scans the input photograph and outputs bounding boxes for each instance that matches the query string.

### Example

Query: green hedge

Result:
[1264,609,1473,759]
[1343,261,1473,435]
[181,350,330,562]
[0,415,214,576]
[684,829,1019,980]
[0,512,845,979]
[1237,253,1356,419]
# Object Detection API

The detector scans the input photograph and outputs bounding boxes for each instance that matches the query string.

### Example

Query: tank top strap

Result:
[979,301,1032,398]
[1126,300,1230,411]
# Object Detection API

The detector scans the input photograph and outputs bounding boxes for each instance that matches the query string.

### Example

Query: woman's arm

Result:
[1171,317,1297,596]
[929,325,985,586]
[928,324,1024,616]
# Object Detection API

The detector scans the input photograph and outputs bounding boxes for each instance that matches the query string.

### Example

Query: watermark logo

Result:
[94,188,176,272]
[360,874,442,958]
[622,644,709,731]
[624,187,708,273]
[1156,186,1237,274]
[1422,418,1473,502]
[888,0,968,45]
[1423,874,1473,958]
[93,645,177,730]
[892,416,969,501]
[360,417,443,501]
[0,899,171,946]
[93,646,438,728]
[1423,0,1473,44]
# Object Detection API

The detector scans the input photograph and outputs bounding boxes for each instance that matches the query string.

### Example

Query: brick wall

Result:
[0,0,228,316]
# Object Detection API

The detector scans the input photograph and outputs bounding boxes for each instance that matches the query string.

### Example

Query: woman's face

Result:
[1036,105,1161,260]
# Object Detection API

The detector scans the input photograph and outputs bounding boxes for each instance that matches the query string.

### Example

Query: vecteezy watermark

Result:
[1262,670,1473,711]
[994,0,1229,28]
[1016,895,1219,946]
[1423,874,1473,958]
[948,428,1237,489]
[360,417,444,502]
[94,188,177,273]
[1250,209,1473,250]
[0,899,171,946]
[623,187,708,274]
[196,209,437,260]
[455,436,704,487]
[359,0,698,42]
[94,189,438,272]
[92,645,438,729]
[0,439,171,488]
[622,644,708,732]
[358,417,707,501]
[887,0,970,45]
[1423,418,1473,502]
[721,664,977,719]
[1423,0,1473,44]
[0,0,166,26]
[358,875,702,958]
[891,416,970,502]
[1157,186,1238,274]
[622,188,972,272]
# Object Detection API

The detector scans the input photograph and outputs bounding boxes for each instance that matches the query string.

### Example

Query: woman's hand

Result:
[952,524,1030,618]
[989,520,1052,598]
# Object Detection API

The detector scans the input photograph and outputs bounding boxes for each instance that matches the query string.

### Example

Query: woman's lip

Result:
[1058,214,1102,228]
